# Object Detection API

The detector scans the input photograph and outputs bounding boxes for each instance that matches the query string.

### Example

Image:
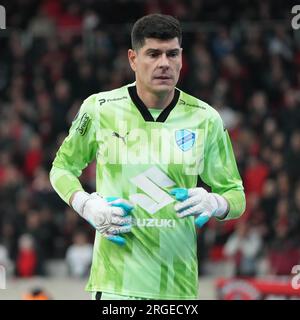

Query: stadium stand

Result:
[0,0,300,299]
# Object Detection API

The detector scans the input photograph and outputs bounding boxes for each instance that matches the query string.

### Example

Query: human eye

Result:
[168,50,179,58]
[147,51,159,58]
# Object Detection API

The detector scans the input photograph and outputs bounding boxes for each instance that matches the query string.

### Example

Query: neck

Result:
[136,85,175,109]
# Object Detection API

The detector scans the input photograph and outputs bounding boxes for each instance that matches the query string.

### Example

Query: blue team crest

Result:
[175,129,196,151]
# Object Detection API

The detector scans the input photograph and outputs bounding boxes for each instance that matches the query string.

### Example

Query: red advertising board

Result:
[216,277,300,300]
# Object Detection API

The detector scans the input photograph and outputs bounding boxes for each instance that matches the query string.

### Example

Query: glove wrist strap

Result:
[71,191,90,216]
[211,193,229,218]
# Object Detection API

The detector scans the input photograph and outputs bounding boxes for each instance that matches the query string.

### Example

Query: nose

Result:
[158,53,170,69]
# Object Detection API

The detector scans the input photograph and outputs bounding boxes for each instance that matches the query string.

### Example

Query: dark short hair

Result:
[131,14,182,50]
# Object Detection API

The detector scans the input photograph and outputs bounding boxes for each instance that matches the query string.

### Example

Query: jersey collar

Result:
[128,85,180,122]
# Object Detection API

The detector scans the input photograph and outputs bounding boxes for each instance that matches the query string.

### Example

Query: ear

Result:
[128,49,137,72]
[179,47,183,70]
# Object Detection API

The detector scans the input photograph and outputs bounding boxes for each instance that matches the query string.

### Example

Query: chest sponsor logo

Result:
[133,218,175,228]
[129,166,175,215]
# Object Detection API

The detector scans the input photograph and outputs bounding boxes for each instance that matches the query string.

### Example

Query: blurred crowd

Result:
[0,0,300,279]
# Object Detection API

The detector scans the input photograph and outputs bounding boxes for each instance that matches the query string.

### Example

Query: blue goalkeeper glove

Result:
[72,192,133,246]
[170,188,228,227]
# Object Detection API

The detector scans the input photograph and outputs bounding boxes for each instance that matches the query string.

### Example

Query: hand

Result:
[72,192,134,245]
[170,188,228,227]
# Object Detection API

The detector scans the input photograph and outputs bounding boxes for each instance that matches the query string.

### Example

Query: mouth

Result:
[153,76,172,80]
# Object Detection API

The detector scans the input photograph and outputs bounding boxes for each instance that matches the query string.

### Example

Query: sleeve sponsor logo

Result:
[76,113,90,136]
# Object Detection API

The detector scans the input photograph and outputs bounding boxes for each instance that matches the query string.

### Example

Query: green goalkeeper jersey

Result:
[50,83,245,299]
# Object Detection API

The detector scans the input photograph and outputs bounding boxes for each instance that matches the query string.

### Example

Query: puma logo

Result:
[112,131,130,145]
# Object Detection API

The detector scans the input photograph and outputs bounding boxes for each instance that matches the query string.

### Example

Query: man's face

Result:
[128,38,182,94]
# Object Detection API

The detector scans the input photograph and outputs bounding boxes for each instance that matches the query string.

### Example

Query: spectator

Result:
[244,156,269,196]
[23,135,43,179]
[266,222,300,275]
[285,131,300,187]
[223,221,263,277]
[66,231,93,278]
[16,234,38,277]
[0,243,13,275]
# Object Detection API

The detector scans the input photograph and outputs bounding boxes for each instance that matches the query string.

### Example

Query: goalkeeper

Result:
[50,13,245,300]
